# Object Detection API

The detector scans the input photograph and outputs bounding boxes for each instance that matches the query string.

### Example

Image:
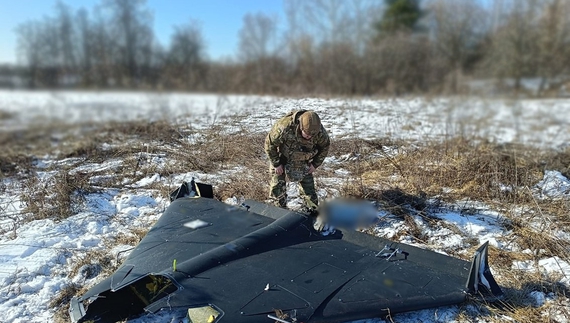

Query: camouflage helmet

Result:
[299,111,321,136]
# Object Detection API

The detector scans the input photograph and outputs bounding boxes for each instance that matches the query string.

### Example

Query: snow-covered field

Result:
[1,90,570,148]
[0,90,569,323]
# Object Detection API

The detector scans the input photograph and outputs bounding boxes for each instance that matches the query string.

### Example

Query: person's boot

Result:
[266,197,287,209]
[300,196,318,215]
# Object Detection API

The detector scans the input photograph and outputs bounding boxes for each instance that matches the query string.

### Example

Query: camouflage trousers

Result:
[268,164,318,209]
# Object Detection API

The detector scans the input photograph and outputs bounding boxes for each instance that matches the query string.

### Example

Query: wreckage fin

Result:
[466,241,503,298]
[169,178,213,201]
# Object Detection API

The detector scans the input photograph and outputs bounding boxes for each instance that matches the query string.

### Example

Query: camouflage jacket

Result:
[264,110,330,170]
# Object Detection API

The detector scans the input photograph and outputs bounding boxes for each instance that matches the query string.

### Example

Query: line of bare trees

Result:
[12,0,570,96]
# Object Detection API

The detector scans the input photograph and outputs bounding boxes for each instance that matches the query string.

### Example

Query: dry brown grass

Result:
[351,138,545,202]
[471,269,570,323]
[114,227,149,246]
[52,247,123,323]
[51,282,83,323]
[0,110,13,120]
[0,130,39,178]
[214,159,269,202]
[68,249,119,280]
[19,171,91,222]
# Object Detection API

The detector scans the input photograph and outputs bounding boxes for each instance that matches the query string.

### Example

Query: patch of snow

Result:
[535,170,570,199]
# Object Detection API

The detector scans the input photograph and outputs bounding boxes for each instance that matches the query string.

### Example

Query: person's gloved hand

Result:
[307,163,316,174]
[312,216,336,236]
[313,216,326,232]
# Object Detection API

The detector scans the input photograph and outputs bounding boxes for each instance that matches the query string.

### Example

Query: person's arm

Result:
[264,123,285,168]
[311,127,330,169]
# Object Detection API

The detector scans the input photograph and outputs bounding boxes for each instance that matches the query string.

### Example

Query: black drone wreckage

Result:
[69,180,503,323]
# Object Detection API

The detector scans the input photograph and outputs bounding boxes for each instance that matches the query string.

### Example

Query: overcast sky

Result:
[0,0,284,64]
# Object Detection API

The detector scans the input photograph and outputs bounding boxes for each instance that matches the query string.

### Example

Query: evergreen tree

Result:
[377,0,422,34]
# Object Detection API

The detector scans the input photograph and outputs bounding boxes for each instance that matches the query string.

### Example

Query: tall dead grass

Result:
[20,171,91,221]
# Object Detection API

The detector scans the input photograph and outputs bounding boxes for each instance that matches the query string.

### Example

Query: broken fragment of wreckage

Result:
[69,180,503,323]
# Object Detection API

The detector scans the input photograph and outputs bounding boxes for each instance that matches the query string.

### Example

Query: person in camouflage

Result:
[264,110,330,209]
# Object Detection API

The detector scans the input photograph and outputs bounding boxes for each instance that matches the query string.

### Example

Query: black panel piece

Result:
[70,187,502,323]
[292,263,347,294]
[241,285,309,316]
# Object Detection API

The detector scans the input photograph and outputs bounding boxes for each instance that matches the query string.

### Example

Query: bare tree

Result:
[285,0,351,45]
[316,42,360,94]
[534,0,570,95]
[237,13,285,93]
[103,0,155,87]
[55,1,77,77]
[366,33,435,95]
[284,0,381,94]
[238,13,280,62]
[16,15,64,87]
[16,22,43,88]
[426,0,490,93]
[76,8,93,86]
[37,17,62,86]
[285,0,379,53]
[166,21,206,90]
[91,7,114,87]
[486,0,541,93]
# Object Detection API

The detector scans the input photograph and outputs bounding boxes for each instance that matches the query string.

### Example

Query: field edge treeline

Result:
[3,0,569,97]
